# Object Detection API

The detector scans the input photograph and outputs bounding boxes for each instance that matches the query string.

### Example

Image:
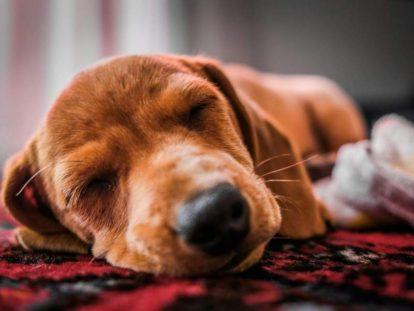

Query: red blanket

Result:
[0,203,413,310]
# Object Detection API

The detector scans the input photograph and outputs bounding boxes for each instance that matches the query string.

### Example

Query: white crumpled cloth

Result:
[315,114,414,228]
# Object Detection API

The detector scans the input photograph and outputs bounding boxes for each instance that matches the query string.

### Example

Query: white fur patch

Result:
[153,144,234,190]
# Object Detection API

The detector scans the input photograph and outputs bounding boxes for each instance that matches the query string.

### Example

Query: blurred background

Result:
[1,0,414,168]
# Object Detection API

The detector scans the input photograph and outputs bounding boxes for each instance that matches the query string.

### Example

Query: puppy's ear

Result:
[2,139,88,253]
[177,56,256,155]
[179,56,329,238]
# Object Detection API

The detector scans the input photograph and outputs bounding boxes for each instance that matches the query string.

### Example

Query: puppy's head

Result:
[2,55,282,275]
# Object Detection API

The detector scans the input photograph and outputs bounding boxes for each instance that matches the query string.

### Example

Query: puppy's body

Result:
[2,55,365,275]
[224,64,365,157]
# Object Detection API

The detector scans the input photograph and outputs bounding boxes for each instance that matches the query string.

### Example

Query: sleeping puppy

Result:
[1,55,365,276]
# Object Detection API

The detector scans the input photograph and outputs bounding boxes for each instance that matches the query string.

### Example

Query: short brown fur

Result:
[1,55,365,275]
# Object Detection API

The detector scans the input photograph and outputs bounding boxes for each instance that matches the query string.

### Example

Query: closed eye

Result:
[88,178,114,190]
[64,177,116,208]
[86,178,115,192]
[188,102,209,121]
[81,176,117,197]
[184,96,217,126]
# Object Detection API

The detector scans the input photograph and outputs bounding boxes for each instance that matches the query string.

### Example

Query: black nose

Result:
[176,183,250,256]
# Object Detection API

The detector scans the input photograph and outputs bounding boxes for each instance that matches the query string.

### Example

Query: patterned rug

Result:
[1,206,413,310]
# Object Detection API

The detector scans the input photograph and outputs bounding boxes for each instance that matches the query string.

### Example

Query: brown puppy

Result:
[1,55,365,276]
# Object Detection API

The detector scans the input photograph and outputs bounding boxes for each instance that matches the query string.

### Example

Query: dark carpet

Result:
[0,205,413,310]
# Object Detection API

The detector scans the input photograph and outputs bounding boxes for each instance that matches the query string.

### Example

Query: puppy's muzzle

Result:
[176,182,250,255]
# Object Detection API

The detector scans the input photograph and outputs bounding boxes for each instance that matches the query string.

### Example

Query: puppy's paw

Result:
[14,226,89,254]
[105,247,162,275]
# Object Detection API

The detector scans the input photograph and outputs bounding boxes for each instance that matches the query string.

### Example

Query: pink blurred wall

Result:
[0,0,181,168]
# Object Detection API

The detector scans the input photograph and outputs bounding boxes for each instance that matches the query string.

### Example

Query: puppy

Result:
[1,55,365,276]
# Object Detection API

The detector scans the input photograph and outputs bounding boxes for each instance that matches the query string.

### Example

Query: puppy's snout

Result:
[176,183,250,256]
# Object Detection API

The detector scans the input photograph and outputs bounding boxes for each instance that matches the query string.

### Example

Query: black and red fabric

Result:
[0,203,413,310]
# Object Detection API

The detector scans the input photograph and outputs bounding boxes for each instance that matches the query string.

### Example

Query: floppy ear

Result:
[175,56,256,154]
[1,139,88,253]
[180,56,329,238]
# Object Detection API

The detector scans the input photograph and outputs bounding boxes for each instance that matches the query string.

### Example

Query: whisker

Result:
[89,249,108,263]
[274,194,296,204]
[260,154,318,178]
[15,160,84,197]
[255,153,291,169]
[273,194,302,216]
[15,164,52,196]
[265,179,300,183]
